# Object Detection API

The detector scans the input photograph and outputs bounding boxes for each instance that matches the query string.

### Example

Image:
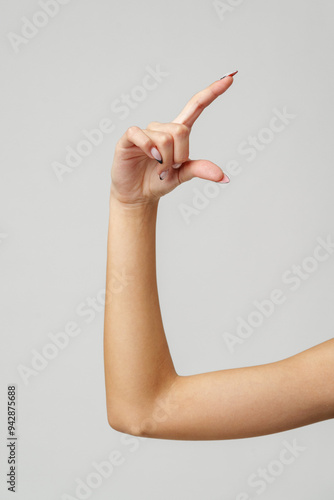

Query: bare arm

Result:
[104,193,334,439]
[103,75,334,440]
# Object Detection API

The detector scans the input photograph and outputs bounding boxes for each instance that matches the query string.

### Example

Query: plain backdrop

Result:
[1,0,334,499]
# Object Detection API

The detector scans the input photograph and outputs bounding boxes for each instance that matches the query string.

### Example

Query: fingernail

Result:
[159,169,169,180]
[172,163,182,169]
[218,173,230,183]
[151,147,163,164]
[220,70,238,80]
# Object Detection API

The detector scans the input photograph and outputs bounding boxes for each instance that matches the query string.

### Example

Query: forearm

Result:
[103,193,177,432]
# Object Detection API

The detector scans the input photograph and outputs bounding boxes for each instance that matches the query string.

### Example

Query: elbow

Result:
[106,376,180,438]
[107,412,132,435]
[106,403,152,437]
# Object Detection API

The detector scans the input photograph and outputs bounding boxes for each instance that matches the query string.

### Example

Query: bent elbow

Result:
[107,412,130,435]
[106,405,149,437]
[106,377,179,437]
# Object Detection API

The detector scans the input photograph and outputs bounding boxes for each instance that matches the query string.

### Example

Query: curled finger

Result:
[118,126,164,164]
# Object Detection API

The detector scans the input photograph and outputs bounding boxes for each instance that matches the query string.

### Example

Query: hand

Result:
[110,75,236,207]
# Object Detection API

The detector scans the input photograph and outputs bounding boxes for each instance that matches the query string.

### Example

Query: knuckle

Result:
[127,125,140,136]
[194,98,205,111]
[174,123,189,137]
[159,133,173,146]
[147,121,160,129]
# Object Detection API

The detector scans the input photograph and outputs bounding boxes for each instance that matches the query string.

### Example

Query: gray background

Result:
[1,0,334,498]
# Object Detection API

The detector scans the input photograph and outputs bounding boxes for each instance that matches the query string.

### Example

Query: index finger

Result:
[172,72,237,129]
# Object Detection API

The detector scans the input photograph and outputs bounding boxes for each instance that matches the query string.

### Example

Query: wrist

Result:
[109,191,159,218]
[109,183,159,209]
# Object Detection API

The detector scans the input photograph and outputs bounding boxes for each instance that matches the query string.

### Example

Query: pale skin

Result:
[103,75,334,440]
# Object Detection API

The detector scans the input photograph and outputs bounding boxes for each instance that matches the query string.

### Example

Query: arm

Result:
[103,194,177,435]
[103,75,334,440]
[104,192,334,440]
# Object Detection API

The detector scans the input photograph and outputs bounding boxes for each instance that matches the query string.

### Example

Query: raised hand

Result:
[109,73,237,206]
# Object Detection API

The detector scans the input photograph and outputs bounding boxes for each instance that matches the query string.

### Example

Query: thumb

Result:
[177,159,230,185]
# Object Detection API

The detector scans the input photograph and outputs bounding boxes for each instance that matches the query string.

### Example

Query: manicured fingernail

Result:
[218,173,230,183]
[151,147,163,164]
[220,70,238,80]
[159,169,169,180]
[172,163,182,169]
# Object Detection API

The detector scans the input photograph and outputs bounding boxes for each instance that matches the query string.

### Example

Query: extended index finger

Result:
[172,75,236,129]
